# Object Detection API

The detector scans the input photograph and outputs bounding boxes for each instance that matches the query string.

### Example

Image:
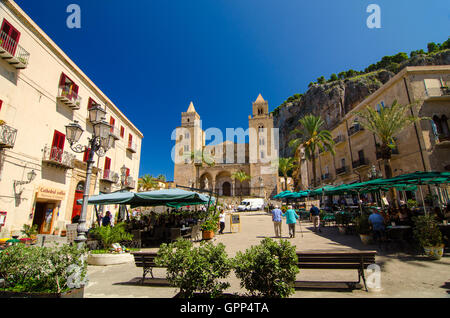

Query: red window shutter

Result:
[126,168,130,177]
[0,100,3,112]
[1,19,20,55]
[104,157,111,179]
[83,148,91,162]
[110,117,115,132]
[128,134,133,146]
[59,73,67,87]
[120,126,124,138]
[88,97,96,110]
[51,130,65,162]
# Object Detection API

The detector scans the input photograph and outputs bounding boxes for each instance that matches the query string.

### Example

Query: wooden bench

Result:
[131,252,167,285]
[296,249,377,292]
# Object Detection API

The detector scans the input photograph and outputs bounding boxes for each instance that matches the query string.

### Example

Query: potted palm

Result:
[355,214,372,245]
[413,214,444,260]
[21,224,38,244]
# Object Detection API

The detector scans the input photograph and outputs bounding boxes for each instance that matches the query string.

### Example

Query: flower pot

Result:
[359,234,373,245]
[202,230,215,240]
[87,252,134,266]
[423,245,444,260]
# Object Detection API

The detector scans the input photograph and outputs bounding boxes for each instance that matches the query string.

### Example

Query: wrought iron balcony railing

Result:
[127,141,137,153]
[124,176,136,189]
[110,126,121,140]
[333,134,346,145]
[321,173,331,181]
[101,169,118,183]
[348,124,364,136]
[57,86,82,109]
[42,145,75,169]
[336,166,349,175]
[352,158,370,169]
[0,124,18,149]
[425,86,450,99]
[0,31,30,69]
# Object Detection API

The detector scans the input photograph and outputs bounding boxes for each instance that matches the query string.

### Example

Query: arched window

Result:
[76,181,85,192]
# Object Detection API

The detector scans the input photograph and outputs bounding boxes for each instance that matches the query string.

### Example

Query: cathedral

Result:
[173,94,280,199]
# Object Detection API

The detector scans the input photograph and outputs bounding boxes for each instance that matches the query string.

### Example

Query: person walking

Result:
[283,205,299,238]
[219,210,226,234]
[310,204,321,232]
[271,205,283,238]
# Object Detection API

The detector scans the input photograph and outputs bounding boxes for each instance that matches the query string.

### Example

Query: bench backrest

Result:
[131,252,159,267]
[296,251,376,269]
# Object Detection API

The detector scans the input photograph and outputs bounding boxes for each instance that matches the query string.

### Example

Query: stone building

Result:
[173,94,279,200]
[301,65,450,203]
[0,1,143,236]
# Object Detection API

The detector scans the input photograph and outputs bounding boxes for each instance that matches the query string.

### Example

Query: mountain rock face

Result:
[274,50,450,158]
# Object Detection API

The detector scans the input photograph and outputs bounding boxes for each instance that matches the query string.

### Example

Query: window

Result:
[128,134,133,146]
[0,99,2,112]
[120,126,124,138]
[87,97,98,110]
[51,130,65,162]
[59,73,79,99]
[341,158,345,167]
[83,148,91,162]
[260,151,265,159]
[110,116,115,132]
[104,157,111,179]
[185,132,190,139]
[1,19,21,55]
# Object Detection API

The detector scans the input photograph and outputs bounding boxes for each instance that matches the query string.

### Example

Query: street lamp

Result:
[120,164,128,189]
[65,109,115,245]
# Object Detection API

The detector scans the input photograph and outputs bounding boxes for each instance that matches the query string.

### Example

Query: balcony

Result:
[127,141,137,153]
[336,166,349,176]
[124,176,136,189]
[435,134,450,148]
[0,31,30,69]
[348,124,364,137]
[57,86,82,109]
[376,146,399,159]
[352,158,369,169]
[101,169,118,183]
[333,134,346,145]
[110,126,120,140]
[321,173,331,181]
[425,86,450,101]
[0,123,17,149]
[42,145,75,169]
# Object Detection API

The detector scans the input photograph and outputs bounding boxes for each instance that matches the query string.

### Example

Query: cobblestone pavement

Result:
[85,212,450,298]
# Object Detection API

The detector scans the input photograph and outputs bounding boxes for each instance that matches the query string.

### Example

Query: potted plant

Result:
[413,214,444,260]
[200,214,219,240]
[21,224,38,244]
[355,214,372,245]
[53,227,60,236]
[155,239,232,298]
[233,238,299,298]
[407,199,417,209]
[87,222,135,265]
[0,243,87,298]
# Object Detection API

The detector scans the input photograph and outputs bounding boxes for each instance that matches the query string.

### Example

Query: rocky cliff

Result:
[274,49,450,158]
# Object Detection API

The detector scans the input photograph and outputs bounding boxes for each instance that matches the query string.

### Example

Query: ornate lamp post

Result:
[367,165,383,207]
[65,106,115,245]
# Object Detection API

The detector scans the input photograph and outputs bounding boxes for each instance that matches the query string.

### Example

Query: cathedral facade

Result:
[173,94,280,199]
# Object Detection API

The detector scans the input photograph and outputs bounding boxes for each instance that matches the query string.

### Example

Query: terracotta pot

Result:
[423,245,444,260]
[202,230,214,240]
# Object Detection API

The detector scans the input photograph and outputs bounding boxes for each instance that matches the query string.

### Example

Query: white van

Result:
[237,198,265,211]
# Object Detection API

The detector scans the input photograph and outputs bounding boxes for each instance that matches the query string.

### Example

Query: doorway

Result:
[32,202,56,234]
[222,182,231,196]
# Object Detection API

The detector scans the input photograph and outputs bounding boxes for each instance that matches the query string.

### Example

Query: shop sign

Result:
[36,186,66,201]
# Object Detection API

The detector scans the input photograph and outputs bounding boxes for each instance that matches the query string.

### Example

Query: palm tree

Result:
[289,115,335,189]
[157,174,166,182]
[138,174,158,192]
[231,170,251,202]
[278,157,296,191]
[354,100,425,179]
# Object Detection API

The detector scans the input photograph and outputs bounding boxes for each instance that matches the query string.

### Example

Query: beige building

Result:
[173,94,280,200]
[0,1,143,236]
[301,65,450,203]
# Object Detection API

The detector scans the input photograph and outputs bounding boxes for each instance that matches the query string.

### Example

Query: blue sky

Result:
[15,0,450,180]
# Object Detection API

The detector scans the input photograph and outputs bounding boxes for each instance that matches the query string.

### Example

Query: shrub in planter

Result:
[413,214,443,259]
[88,222,133,251]
[233,238,299,298]
[0,244,88,295]
[155,239,232,298]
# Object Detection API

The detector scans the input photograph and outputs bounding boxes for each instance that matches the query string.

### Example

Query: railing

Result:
[348,124,364,136]
[333,134,346,144]
[42,145,75,169]
[336,166,349,175]
[110,126,121,140]
[57,86,82,108]
[425,86,450,98]
[124,176,136,189]
[0,31,30,68]
[102,169,118,182]
[0,124,18,148]
[376,147,399,159]
[352,158,369,169]
[127,141,137,153]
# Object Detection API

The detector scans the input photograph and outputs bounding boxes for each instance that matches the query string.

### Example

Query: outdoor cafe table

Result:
[385,225,412,248]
